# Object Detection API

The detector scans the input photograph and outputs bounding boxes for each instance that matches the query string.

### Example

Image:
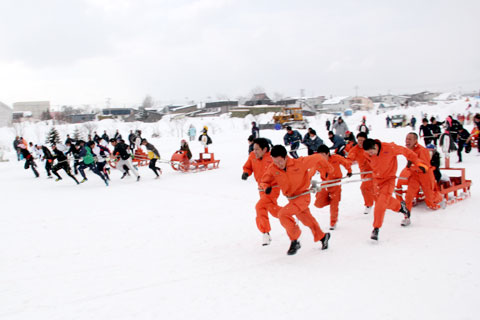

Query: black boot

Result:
[287,240,301,255]
[371,228,379,240]
[399,201,410,218]
[321,233,331,250]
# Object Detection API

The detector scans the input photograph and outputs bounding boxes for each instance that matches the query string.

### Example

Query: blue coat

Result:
[302,134,324,152]
[284,130,302,150]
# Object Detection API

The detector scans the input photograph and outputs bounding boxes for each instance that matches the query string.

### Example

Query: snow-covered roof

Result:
[434,92,458,101]
[322,96,350,105]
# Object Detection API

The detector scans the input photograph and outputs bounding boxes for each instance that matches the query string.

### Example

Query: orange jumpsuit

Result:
[367,142,422,229]
[260,154,333,242]
[243,151,281,234]
[314,154,352,227]
[347,145,375,207]
[405,144,443,210]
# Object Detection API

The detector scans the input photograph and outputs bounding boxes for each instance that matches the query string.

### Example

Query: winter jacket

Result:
[113,142,131,160]
[419,124,432,138]
[332,121,349,138]
[52,148,68,162]
[252,122,260,139]
[283,130,302,149]
[367,141,422,182]
[347,145,372,178]
[243,151,277,185]
[81,146,95,165]
[324,154,352,181]
[188,127,196,137]
[145,142,160,159]
[199,133,212,145]
[302,134,324,152]
[41,146,53,160]
[329,134,346,151]
[260,154,333,198]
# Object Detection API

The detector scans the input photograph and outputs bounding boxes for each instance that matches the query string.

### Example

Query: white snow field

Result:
[1,100,480,320]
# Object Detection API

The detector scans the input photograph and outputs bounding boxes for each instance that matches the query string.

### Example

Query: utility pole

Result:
[354,85,359,97]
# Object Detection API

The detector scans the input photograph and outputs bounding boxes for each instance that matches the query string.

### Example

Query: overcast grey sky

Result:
[1,0,479,107]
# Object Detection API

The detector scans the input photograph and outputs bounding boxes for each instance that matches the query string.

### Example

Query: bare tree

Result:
[142,95,154,109]
[83,122,97,136]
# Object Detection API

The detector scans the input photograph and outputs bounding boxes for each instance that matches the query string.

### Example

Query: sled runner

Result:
[170,147,220,172]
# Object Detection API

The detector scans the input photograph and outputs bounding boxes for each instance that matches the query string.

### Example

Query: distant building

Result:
[13,101,50,120]
[67,114,96,123]
[434,92,460,101]
[102,108,133,117]
[320,96,351,112]
[0,101,13,127]
[349,96,374,111]
[407,91,440,102]
[277,96,326,115]
[167,105,198,114]
[369,94,409,106]
[245,93,273,106]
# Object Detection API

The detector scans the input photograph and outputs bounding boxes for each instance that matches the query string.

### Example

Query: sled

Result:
[170,147,220,172]
[109,148,151,169]
[395,157,472,207]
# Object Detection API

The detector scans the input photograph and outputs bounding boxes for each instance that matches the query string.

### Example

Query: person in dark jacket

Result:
[456,126,471,163]
[328,131,346,156]
[36,144,54,178]
[18,144,39,177]
[428,117,442,146]
[113,129,122,141]
[141,138,162,178]
[326,119,331,131]
[101,131,109,142]
[111,139,140,181]
[426,144,441,182]
[251,122,260,139]
[51,144,80,184]
[410,116,417,130]
[13,136,22,161]
[419,118,434,146]
[283,126,302,158]
[180,139,193,160]
[65,140,81,175]
[128,130,136,151]
[302,128,324,155]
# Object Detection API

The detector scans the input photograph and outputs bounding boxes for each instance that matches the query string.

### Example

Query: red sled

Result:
[170,147,220,172]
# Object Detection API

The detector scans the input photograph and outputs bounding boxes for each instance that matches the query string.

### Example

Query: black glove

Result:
[406,161,412,168]
[265,186,272,194]
[241,172,249,180]
[419,165,426,174]
[346,172,353,178]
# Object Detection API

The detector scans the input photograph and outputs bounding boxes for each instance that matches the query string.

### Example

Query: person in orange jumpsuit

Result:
[404,133,444,210]
[242,138,281,246]
[260,145,333,255]
[362,139,428,241]
[314,145,352,230]
[347,132,375,214]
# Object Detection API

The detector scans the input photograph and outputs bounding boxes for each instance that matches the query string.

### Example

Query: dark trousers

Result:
[79,162,107,181]
[53,162,79,184]
[45,160,52,176]
[25,158,39,177]
[149,158,161,176]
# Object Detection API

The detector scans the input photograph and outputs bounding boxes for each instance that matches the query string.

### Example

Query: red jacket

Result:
[243,151,277,186]
[324,154,352,181]
[261,154,333,198]
[347,144,372,178]
[367,142,421,182]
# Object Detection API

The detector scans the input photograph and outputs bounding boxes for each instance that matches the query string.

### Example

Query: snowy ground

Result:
[1,100,480,319]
